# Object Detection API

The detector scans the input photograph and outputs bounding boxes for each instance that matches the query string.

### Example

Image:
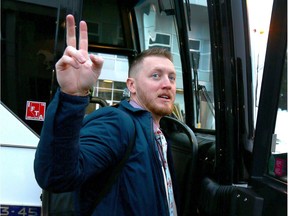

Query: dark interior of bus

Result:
[1,0,287,215]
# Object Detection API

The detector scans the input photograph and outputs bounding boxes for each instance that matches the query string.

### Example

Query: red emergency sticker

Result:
[25,101,46,121]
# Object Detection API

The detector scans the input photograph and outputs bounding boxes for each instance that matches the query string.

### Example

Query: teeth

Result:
[161,96,168,99]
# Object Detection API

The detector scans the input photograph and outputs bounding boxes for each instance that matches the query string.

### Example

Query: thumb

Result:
[90,54,104,72]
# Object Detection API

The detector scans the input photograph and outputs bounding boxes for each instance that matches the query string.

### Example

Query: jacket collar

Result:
[119,99,146,114]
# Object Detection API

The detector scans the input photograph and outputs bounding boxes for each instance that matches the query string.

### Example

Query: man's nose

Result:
[161,75,172,88]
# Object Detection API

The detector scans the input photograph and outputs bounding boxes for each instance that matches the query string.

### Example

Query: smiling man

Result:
[34,14,179,216]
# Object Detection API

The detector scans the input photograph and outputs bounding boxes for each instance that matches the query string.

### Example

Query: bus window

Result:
[1,0,58,135]
[273,52,288,154]
[82,0,125,47]
[269,51,287,182]
[248,0,287,181]
[134,1,185,122]
[248,0,273,125]
[250,0,287,186]
[184,2,215,130]
[88,52,129,108]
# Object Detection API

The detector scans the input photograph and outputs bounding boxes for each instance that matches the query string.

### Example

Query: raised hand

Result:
[56,14,103,96]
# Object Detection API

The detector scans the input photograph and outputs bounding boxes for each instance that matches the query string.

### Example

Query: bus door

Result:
[249,0,287,215]
[130,0,245,214]
[131,0,287,215]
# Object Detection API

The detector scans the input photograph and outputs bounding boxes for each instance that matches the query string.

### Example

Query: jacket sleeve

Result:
[34,89,134,192]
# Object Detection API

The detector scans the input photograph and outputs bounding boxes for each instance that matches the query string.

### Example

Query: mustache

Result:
[157,91,175,99]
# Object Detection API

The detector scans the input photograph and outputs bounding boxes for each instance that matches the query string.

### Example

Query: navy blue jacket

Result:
[34,89,179,216]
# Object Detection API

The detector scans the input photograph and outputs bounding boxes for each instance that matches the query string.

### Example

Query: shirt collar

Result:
[129,100,159,133]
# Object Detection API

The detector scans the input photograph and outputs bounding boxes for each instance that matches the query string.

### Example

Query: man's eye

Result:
[169,75,176,81]
[152,73,159,79]
[169,76,176,81]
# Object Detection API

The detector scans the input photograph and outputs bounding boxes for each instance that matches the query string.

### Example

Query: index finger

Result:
[66,14,77,48]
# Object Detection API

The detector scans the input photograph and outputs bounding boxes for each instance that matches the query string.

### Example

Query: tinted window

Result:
[1,0,57,134]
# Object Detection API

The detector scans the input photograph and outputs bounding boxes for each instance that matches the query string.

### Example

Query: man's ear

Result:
[126,78,136,94]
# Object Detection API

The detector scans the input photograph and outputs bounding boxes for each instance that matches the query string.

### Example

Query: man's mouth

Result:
[159,94,171,100]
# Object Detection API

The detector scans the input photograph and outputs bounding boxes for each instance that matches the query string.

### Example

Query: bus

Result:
[1,0,287,215]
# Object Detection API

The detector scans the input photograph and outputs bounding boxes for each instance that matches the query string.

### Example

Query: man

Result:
[34,14,178,216]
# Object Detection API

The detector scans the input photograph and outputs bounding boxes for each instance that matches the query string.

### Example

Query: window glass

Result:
[134,0,185,122]
[93,80,126,105]
[185,2,215,129]
[273,52,288,154]
[88,52,129,106]
[99,80,113,89]
[1,0,57,135]
[82,0,125,47]
[113,82,127,101]
[248,0,273,124]
[247,0,287,181]
[114,81,126,90]
[268,51,287,182]
[113,89,125,101]
[97,80,113,99]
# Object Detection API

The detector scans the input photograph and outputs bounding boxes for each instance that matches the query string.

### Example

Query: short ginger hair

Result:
[128,47,173,77]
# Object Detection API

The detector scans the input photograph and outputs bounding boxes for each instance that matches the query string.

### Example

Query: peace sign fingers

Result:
[66,14,77,48]
[57,14,102,96]
[78,20,88,52]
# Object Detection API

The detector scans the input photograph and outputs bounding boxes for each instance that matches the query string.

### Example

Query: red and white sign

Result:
[25,101,46,121]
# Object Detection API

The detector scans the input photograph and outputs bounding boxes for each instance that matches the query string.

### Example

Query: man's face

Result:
[129,56,176,118]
